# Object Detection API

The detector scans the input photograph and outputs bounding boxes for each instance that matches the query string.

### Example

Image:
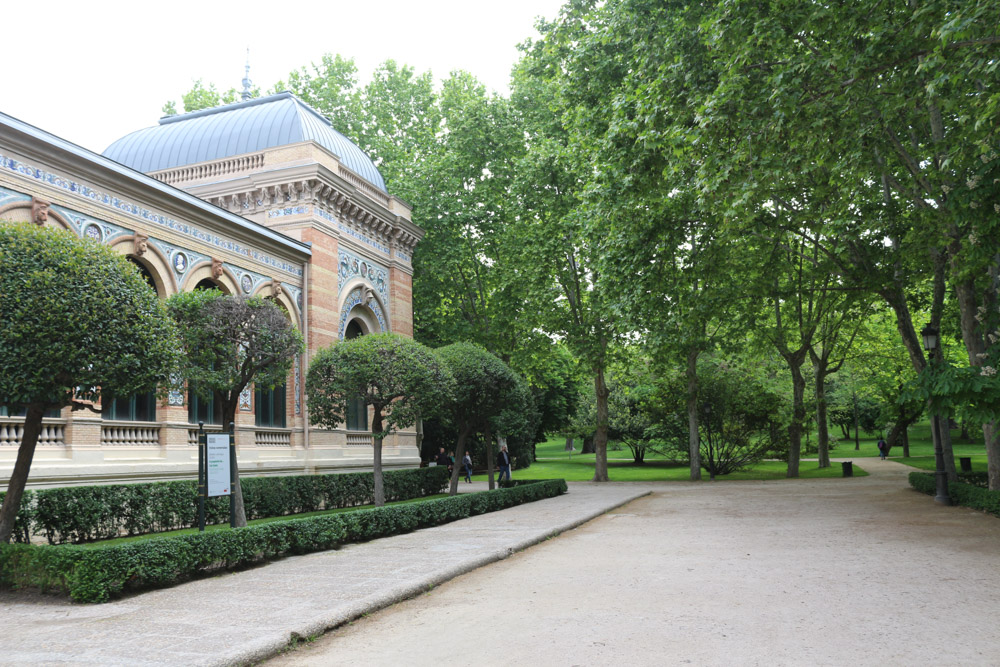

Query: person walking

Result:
[497,444,512,484]
[462,451,473,483]
[877,437,888,460]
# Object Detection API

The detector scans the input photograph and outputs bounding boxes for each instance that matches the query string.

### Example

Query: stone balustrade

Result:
[101,422,160,447]
[0,419,66,447]
[255,429,291,447]
[346,432,373,447]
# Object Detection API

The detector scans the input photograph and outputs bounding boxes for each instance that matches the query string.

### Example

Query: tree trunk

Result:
[593,367,610,482]
[448,426,472,496]
[985,421,1000,491]
[902,424,910,457]
[581,435,595,454]
[814,367,831,468]
[486,429,496,490]
[221,397,248,527]
[372,410,385,506]
[686,345,702,480]
[0,404,46,543]
[564,436,574,452]
[852,391,860,450]
[787,363,806,478]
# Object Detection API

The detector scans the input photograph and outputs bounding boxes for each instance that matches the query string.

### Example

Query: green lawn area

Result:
[475,437,865,482]
[821,421,985,460]
[899,455,988,472]
[75,494,450,548]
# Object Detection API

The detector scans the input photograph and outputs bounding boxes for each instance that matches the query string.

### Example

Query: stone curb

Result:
[221,488,652,667]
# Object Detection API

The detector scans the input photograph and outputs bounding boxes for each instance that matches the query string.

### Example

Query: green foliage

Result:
[909,472,1000,517]
[0,223,177,409]
[9,467,448,545]
[0,490,34,543]
[161,79,259,116]
[0,479,566,602]
[436,343,519,437]
[306,333,452,439]
[167,290,303,408]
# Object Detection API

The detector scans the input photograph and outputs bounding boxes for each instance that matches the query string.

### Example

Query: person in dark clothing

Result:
[877,437,888,460]
[435,447,451,470]
[497,444,511,483]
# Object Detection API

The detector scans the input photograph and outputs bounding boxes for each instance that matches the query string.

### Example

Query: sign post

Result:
[228,421,236,529]
[205,428,233,525]
[197,421,206,532]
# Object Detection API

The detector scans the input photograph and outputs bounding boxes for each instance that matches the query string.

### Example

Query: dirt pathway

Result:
[268,461,1000,666]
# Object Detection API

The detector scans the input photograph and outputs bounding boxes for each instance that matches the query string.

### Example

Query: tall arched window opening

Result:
[187,277,222,425]
[344,320,368,431]
[103,258,159,422]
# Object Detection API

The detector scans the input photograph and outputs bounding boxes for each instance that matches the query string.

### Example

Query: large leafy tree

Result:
[0,224,177,542]
[167,290,303,526]
[306,333,452,506]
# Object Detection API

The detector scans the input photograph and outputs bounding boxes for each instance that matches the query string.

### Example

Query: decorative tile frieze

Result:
[0,152,304,277]
[294,357,301,415]
[338,249,388,302]
[267,205,308,219]
[239,386,252,412]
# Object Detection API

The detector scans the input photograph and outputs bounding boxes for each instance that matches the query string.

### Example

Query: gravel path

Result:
[268,460,1000,667]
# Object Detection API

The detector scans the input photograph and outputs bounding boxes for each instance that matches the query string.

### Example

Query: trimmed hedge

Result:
[908,472,1000,517]
[0,479,567,603]
[0,490,35,544]
[7,467,449,545]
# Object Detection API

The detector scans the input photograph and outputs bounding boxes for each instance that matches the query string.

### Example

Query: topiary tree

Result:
[306,332,452,506]
[167,290,303,526]
[0,223,178,543]
[436,343,519,494]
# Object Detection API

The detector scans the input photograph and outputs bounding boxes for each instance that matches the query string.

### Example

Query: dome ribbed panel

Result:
[102,93,386,192]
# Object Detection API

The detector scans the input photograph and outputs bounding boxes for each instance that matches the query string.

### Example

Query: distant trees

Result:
[0,224,177,543]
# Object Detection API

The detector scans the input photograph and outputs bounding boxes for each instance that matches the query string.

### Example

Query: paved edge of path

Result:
[226,486,651,667]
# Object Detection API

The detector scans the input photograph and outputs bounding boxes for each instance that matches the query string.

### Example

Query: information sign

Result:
[206,433,231,497]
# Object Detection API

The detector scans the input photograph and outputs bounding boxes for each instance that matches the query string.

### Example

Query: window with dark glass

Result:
[0,404,61,418]
[255,384,286,428]
[102,391,156,421]
[188,387,220,425]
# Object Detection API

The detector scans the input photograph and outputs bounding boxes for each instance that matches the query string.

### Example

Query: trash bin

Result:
[960,457,972,472]
[841,461,854,477]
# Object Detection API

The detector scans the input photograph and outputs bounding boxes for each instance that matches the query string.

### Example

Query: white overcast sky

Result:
[2,0,567,154]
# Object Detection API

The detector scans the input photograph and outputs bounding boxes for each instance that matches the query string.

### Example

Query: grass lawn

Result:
[822,422,985,460]
[75,494,450,548]
[476,437,866,482]
[899,455,988,472]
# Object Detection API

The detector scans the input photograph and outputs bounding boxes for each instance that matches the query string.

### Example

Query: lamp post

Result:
[921,324,951,506]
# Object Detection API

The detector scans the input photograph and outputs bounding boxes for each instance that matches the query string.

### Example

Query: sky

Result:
[2,0,567,154]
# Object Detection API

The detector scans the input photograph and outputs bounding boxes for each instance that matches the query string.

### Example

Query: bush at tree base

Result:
[0,479,567,602]
[0,467,449,545]
[909,472,999,516]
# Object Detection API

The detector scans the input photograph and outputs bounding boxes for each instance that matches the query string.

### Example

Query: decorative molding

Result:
[338,286,387,339]
[239,387,252,412]
[0,151,304,277]
[338,249,388,302]
[294,357,301,415]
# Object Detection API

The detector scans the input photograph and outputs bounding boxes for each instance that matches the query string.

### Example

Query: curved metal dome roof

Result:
[103,92,386,192]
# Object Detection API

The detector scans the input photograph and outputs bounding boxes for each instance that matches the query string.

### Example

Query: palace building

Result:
[0,92,423,488]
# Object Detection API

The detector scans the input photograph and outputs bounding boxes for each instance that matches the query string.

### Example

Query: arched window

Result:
[344,320,368,431]
[187,278,223,424]
[103,258,159,422]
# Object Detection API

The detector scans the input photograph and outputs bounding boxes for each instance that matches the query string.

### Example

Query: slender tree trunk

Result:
[787,363,806,478]
[371,410,385,506]
[686,345,702,480]
[0,404,45,543]
[449,425,472,496]
[593,367,610,482]
[814,366,830,468]
[852,391,860,450]
[486,429,496,490]
[564,437,574,452]
[220,397,248,528]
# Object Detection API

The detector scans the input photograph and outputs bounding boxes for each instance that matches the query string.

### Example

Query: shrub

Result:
[908,472,1000,517]
[15,467,450,544]
[0,479,567,602]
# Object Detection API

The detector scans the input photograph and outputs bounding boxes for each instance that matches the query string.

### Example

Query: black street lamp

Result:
[921,324,951,506]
